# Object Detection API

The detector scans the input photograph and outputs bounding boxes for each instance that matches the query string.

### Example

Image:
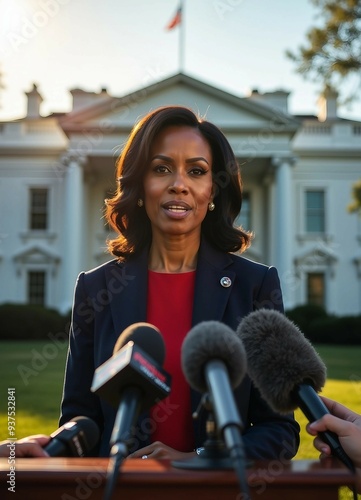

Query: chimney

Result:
[248,89,290,113]
[26,83,43,118]
[317,87,338,122]
[70,87,110,112]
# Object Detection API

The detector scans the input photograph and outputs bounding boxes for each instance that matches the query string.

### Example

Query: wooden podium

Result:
[0,457,357,499]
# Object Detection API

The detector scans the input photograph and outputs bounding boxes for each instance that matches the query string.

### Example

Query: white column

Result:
[60,154,86,313]
[272,156,295,310]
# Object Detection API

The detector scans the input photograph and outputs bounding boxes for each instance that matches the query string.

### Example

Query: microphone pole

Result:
[174,321,251,499]
[103,387,142,500]
[205,359,250,500]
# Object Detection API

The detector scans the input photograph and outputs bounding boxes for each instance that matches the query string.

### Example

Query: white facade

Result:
[0,75,360,315]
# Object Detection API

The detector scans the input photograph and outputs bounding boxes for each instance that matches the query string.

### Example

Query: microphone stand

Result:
[103,387,141,500]
[172,394,252,499]
[103,441,128,500]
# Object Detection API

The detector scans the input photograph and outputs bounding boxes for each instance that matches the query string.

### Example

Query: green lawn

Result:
[0,341,360,498]
[0,340,68,440]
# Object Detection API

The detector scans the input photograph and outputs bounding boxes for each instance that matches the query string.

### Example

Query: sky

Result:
[0,0,360,122]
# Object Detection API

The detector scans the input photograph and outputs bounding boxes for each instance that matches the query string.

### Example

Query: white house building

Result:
[0,74,360,315]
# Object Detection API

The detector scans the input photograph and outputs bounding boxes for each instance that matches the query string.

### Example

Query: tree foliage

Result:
[348,179,361,215]
[286,0,361,102]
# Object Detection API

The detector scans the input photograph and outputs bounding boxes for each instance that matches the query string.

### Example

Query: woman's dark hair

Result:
[105,105,252,260]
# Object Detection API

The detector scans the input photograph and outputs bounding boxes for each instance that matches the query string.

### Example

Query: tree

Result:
[348,179,361,215]
[286,0,361,103]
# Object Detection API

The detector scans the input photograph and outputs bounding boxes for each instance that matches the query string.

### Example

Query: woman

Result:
[60,106,300,460]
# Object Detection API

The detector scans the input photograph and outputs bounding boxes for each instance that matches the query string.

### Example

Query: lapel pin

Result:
[220,276,232,288]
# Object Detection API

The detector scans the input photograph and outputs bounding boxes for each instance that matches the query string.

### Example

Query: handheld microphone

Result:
[236,309,355,472]
[44,416,99,457]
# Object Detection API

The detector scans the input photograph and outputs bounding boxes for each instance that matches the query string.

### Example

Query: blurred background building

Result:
[0,74,360,314]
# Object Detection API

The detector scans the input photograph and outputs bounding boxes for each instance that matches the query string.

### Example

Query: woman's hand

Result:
[128,441,196,461]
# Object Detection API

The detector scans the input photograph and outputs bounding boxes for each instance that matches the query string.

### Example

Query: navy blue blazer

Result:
[60,238,300,459]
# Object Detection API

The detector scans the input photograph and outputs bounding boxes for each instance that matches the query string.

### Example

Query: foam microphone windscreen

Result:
[181,320,247,393]
[113,322,165,365]
[236,309,326,413]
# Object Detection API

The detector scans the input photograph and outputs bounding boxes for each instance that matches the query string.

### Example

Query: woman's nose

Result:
[168,170,188,193]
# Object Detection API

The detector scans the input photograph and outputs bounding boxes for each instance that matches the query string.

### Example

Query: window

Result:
[28,271,46,306]
[305,190,325,233]
[29,188,48,230]
[307,272,325,307]
[235,193,250,230]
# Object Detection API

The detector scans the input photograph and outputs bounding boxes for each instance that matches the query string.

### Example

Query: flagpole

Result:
[179,0,185,73]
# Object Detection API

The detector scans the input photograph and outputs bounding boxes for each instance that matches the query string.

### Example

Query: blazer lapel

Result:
[192,239,235,326]
[105,249,149,337]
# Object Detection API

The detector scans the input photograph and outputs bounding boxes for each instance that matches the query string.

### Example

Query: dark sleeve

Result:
[242,384,300,460]
[242,265,300,459]
[59,272,103,453]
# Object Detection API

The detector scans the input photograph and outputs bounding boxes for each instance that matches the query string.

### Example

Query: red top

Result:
[147,269,196,452]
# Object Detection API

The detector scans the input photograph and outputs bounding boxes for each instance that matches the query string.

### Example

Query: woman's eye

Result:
[190,167,207,176]
[154,165,170,173]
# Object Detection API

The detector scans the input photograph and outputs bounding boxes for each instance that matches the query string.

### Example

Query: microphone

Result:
[44,416,99,457]
[91,322,171,454]
[181,321,246,451]
[236,309,355,471]
[180,321,250,498]
[92,322,171,500]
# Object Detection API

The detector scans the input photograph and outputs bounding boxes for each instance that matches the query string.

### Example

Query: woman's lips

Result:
[162,201,191,218]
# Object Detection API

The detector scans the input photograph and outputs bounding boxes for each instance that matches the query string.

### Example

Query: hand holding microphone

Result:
[0,417,100,458]
[236,309,355,472]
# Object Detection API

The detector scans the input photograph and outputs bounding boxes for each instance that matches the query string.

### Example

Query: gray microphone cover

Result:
[181,320,247,393]
[236,309,327,413]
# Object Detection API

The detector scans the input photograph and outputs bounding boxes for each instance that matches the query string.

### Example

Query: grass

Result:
[0,341,360,498]
[0,340,68,440]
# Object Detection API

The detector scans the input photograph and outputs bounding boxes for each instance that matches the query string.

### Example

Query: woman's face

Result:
[143,125,214,240]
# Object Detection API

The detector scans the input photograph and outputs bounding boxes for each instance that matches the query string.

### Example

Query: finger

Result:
[320,397,357,422]
[313,436,331,456]
[16,443,49,457]
[128,447,153,459]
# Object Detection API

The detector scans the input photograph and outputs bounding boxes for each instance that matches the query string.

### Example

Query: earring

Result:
[208,202,215,211]
[137,198,144,207]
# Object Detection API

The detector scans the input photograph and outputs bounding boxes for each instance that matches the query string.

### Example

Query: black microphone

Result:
[44,416,99,457]
[91,322,171,454]
[236,309,355,472]
[92,322,171,500]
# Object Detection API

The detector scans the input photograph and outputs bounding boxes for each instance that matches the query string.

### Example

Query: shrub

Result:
[0,303,71,340]
[285,305,361,345]
[285,304,328,337]
[308,315,361,345]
